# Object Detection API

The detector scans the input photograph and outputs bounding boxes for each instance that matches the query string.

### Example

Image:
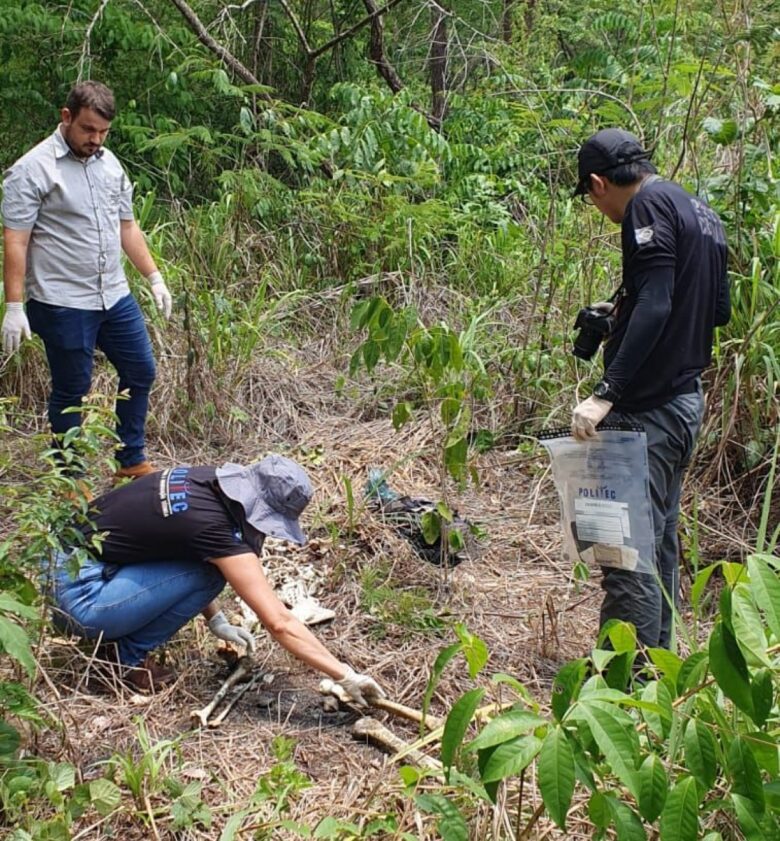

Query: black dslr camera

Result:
[572,305,615,360]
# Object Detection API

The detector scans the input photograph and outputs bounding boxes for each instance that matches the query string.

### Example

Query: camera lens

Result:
[572,307,614,359]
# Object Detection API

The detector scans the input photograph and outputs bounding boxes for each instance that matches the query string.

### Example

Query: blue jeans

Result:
[601,385,705,649]
[50,553,225,666]
[27,295,156,468]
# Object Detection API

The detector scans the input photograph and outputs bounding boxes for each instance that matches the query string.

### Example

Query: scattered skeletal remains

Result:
[191,662,445,769]
[318,678,444,731]
[190,656,273,728]
[192,539,444,767]
[234,538,336,635]
[352,717,442,771]
[318,677,444,769]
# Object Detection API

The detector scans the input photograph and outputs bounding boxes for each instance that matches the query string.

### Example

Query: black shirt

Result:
[82,466,261,565]
[603,178,730,412]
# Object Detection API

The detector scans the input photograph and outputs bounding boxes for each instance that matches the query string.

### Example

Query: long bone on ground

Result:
[190,655,254,727]
[351,716,442,770]
[318,678,445,731]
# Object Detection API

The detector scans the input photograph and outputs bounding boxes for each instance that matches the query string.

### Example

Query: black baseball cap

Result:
[573,128,653,197]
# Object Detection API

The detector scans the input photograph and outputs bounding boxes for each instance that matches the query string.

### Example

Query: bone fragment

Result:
[322,695,340,713]
[190,656,253,727]
[352,717,441,770]
[207,671,261,728]
[290,596,336,625]
[319,678,350,703]
[318,678,444,731]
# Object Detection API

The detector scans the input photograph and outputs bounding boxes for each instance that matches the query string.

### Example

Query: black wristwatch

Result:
[593,380,620,403]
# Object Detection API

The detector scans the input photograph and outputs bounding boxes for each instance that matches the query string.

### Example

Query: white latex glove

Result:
[336,666,386,707]
[571,395,613,441]
[2,303,32,354]
[208,611,255,652]
[147,270,172,320]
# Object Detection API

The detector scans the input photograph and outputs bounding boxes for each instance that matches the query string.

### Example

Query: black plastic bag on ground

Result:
[364,469,474,567]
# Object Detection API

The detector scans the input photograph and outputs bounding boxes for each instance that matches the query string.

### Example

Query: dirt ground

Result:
[10,346,742,840]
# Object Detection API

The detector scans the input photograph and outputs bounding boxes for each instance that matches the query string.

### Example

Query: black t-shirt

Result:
[603,178,730,412]
[81,466,261,565]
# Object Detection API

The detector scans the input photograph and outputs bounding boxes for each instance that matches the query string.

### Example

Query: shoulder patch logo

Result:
[634,225,655,245]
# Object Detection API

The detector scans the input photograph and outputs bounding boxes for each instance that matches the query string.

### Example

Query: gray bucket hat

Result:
[215,455,313,545]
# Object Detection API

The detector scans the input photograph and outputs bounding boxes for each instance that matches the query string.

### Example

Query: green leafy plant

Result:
[349,296,494,565]
[413,546,780,840]
[360,563,447,639]
[218,735,312,841]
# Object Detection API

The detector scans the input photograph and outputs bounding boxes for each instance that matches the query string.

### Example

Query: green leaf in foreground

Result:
[660,776,699,841]
[606,797,646,841]
[731,793,773,841]
[637,752,668,822]
[551,658,587,721]
[441,688,485,772]
[588,790,611,829]
[751,669,773,728]
[89,778,122,817]
[454,624,489,678]
[709,622,755,719]
[479,734,543,783]
[684,718,717,789]
[728,735,765,811]
[0,615,36,678]
[466,709,547,752]
[422,642,460,727]
[570,701,640,799]
[747,555,780,639]
[538,726,575,830]
[416,793,468,841]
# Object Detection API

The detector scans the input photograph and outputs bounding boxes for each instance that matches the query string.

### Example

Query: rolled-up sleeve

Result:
[1,165,41,230]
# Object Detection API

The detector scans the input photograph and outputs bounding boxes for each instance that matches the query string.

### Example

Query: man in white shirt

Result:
[1,81,172,480]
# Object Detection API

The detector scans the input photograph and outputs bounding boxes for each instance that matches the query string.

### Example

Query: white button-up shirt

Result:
[2,127,134,310]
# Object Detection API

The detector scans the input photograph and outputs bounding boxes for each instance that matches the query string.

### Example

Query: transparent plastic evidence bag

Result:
[538,425,655,575]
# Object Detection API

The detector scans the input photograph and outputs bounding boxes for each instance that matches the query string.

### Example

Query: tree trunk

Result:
[363,0,404,93]
[251,0,270,85]
[429,5,448,126]
[525,0,537,34]
[502,0,515,43]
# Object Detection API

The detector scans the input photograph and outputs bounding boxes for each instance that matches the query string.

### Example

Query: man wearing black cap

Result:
[570,128,730,649]
[48,454,385,701]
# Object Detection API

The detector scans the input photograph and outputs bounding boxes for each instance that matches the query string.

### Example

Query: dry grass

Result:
[1,312,762,840]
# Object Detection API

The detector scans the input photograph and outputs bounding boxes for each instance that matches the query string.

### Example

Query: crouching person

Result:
[48,454,383,702]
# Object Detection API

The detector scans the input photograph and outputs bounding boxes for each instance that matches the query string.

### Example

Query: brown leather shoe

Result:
[124,655,176,693]
[114,461,156,483]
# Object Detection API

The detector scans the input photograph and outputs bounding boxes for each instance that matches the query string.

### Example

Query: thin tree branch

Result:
[278,0,312,54]
[167,0,266,89]
[77,0,112,82]
[311,0,409,59]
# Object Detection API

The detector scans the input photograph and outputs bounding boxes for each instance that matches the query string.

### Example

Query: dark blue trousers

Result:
[27,294,156,468]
